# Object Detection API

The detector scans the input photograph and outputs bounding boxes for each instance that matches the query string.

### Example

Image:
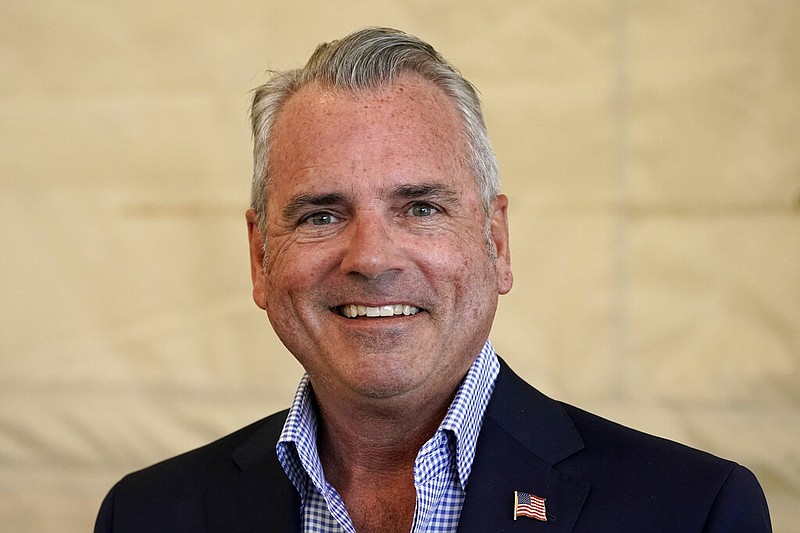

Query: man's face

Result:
[247,73,512,407]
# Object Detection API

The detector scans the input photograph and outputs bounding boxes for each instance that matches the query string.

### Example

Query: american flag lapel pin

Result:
[514,490,547,522]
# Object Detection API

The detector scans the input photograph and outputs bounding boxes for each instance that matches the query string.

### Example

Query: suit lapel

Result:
[457,361,590,532]
[205,413,302,533]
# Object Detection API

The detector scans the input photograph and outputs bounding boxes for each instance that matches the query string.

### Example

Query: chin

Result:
[343,366,424,400]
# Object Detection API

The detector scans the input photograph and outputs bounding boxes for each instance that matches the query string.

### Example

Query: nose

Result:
[339,213,405,280]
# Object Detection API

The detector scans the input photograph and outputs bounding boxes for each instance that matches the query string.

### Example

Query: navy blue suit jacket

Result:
[95,360,771,531]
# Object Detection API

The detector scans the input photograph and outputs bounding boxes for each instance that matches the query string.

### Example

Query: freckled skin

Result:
[246,73,513,414]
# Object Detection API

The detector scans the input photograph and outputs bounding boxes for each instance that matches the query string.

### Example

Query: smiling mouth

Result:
[337,304,421,318]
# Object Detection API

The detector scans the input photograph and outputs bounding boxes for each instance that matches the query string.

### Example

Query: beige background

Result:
[2,1,799,531]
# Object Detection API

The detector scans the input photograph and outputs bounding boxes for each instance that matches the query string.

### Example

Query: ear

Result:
[489,194,513,295]
[246,209,268,310]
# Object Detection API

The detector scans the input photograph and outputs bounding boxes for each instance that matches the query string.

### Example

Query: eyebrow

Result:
[391,183,461,204]
[281,193,346,221]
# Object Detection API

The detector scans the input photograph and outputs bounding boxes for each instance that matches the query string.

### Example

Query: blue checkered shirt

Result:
[276,340,500,533]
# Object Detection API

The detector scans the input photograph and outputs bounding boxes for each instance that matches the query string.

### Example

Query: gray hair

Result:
[249,27,500,230]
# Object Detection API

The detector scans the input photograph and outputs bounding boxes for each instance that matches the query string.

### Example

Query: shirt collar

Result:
[276,375,324,498]
[437,340,500,488]
[276,340,500,496]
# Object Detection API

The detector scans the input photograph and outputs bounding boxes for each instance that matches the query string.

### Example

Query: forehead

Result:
[266,73,473,199]
[275,72,465,144]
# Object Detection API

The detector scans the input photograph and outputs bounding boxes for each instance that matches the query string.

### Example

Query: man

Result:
[95,27,770,532]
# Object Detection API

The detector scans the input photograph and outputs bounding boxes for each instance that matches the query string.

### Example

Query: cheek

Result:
[264,233,319,283]
[426,236,496,296]
[263,240,337,316]
[262,251,301,317]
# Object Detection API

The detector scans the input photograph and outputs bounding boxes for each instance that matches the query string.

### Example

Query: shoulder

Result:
[493,358,742,477]
[120,409,288,489]
[559,400,743,483]
[95,410,289,532]
[487,360,770,530]
[557,402,771,530]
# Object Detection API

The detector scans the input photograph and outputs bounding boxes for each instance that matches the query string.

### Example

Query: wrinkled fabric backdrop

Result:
[1,1,798,531]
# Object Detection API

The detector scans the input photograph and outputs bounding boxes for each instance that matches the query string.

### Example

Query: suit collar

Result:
[205,411,302,533]
[458,359,589,532]
[487,359,584,465]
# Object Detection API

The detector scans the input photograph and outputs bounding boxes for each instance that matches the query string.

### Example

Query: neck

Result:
[314,385,453,473]
[306,359,475,533]
[308,353,474,471]
[312,386,455,533]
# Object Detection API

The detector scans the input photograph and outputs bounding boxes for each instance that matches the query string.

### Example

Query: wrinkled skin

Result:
[247,73,512,414]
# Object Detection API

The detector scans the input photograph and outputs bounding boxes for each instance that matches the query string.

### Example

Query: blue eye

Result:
[306,212,336,225]
[410,203,436,217]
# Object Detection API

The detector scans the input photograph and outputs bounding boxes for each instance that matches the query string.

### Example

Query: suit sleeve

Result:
[703,464,771,532]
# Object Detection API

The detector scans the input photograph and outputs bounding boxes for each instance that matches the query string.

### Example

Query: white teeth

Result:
[339,304,420,318]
